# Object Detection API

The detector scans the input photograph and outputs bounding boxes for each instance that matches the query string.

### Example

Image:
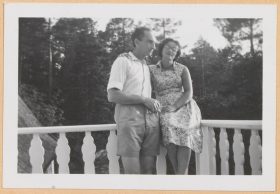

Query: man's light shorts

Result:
[115,104,160,157]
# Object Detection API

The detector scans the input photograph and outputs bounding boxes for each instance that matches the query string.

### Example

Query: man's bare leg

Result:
[121,156,140,174]
[140,155,155,174]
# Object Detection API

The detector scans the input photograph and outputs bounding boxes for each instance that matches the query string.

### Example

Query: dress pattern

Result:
[149,62,203,153]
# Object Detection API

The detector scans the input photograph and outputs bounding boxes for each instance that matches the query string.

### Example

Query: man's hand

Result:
[143,98,161,112]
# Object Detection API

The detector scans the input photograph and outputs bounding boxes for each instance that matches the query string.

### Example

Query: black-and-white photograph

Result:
[3,3,276,190]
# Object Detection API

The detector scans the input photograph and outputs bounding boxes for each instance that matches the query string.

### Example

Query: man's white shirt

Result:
[107,52,152,98]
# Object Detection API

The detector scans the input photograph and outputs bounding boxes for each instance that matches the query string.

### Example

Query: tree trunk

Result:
[249,19,255,56]
[162,19,166,40]
[122,19,126,52]
[201,58,206,97]
[48,18,53,100]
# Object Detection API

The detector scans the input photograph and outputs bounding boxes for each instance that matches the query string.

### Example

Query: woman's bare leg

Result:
[166,143,178,174]
[177,146,191,174]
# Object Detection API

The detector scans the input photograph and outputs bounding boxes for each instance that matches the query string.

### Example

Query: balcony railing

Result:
[18,120,262,175]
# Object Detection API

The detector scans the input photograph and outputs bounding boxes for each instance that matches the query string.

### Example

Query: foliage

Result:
[19,84,64,126]
[51,18,114,125]
[18,17,263,173]
[178,38,262,120]
[213,18,262,56]
[18,18,50,89]
[149,18,182,41]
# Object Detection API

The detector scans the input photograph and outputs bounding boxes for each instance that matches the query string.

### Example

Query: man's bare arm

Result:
[108,88,144,104]
[108,88,160,112]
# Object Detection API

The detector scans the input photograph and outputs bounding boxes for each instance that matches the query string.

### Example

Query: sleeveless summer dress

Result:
[149,61,203,153]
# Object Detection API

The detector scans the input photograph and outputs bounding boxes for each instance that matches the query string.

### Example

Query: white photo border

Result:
[3,3,277,191]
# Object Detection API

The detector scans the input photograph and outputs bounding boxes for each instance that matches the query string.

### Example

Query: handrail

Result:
[201,120,262,130]
[18,120,262,135]
[18,124,117,134]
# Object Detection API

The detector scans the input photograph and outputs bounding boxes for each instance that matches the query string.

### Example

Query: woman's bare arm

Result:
[173,67,193,110]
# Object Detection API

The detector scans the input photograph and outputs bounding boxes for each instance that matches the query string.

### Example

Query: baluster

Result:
[219,128,229,175]
[195,153,201,175]
[233,128,245,175]
[208,127,216,175]
[55,132,70,173]
[197,126,210,174]
[106,130,120,174]
[156,145,167,174]
[29,134,44,173]
[249,130,262,175]
[82,131,96,174]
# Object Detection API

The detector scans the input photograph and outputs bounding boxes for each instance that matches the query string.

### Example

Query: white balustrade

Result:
[249,130,262,175]
[208,127,217,175]
[219,128,229,175]
[196,126,217,175]
[81,131,96,174]
[29,134,44,173]
[197,126,210,174]
[233,128,245,175]
[106,130,120,174]
[19,120,262,175]
[55,132,70,173]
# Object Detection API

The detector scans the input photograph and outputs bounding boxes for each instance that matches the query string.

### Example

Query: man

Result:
[107,27,160,174]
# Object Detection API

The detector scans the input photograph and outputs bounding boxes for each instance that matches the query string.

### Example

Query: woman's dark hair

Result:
[131,27,151,47]
[158,38,181,61]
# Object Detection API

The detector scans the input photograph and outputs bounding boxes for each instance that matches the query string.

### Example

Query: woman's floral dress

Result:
[149,61,203,153]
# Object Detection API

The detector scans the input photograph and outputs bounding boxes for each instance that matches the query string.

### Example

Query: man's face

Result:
[136,30,156,56]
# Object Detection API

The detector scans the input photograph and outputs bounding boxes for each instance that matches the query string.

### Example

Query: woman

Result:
[149,38,203,174]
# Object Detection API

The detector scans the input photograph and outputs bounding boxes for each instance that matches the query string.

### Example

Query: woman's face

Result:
[162,41,179,62]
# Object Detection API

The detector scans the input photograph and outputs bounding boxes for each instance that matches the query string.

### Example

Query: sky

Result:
[94,17,229,54]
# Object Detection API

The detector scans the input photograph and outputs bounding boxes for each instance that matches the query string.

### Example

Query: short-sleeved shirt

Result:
[107,52,151,98]
[107,52,152,123]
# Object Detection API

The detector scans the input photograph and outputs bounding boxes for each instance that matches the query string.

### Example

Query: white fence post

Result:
[29,134,44,173]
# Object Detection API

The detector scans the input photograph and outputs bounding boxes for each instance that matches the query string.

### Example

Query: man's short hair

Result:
[131,27,151,47]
